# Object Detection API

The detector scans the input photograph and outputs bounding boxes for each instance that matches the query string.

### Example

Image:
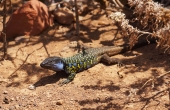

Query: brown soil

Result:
[0,5,170,110]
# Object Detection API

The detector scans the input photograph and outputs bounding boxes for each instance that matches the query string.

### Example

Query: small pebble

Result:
[14,105,20,109]
[3,97,9,104]
[10,97,15,102]
[15,97,19,101]
[33,103,37,106]
[3,91,8,94]
[56,100,63,105]
[28,85,36,90]
[9,106,15,110]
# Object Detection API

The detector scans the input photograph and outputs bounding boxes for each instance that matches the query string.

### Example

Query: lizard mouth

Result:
[40,63,51,69]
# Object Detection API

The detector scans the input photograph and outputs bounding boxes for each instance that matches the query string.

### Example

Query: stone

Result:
[53,7,74,25]
[28,84,36,90]
[3,97,9,104]
[3,90,8,94]
[56,99,63,105]
[78,4,91,15]
[1,0,53,41]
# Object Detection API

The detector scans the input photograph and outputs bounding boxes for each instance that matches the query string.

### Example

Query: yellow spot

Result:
[90,60,93,64]
[77,64,80,68]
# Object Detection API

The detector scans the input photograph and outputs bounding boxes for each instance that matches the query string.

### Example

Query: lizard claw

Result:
[117,60,124,68]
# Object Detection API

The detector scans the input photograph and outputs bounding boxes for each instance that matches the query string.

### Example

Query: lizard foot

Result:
[58,79,71,86]
[117,61,124,68]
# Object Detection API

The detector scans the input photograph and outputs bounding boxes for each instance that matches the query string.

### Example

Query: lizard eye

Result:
[46,60,54,65]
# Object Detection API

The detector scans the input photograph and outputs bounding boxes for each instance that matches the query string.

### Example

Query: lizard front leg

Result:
[76,41,91,55]
[59,73,76,86]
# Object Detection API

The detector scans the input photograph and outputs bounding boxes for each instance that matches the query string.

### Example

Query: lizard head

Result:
[40,57,64,72]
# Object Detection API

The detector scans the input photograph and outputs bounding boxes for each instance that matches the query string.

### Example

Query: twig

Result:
[2,0,7,59]
[112,0,124,8]
[140,71,170,90]
[140,78,153,90]
[9,46,43,78]
[74,0,80,36]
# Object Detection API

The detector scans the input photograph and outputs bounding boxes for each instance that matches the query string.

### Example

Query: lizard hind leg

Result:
[100,54,123,67]
[101,54,124,78]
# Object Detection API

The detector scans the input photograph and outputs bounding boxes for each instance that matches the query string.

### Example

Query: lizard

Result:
[40,39,156,85]
[40,45,128,85]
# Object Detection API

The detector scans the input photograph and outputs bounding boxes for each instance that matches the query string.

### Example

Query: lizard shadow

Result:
[33,71,68,87]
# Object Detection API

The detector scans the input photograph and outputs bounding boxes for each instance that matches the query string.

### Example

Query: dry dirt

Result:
[0,5,170,110]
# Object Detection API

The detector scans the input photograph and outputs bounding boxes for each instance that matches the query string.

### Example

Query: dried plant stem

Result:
[2,0,7,59]
[110,0,170,50]
[113,0,124,8]
[74,0,80,36]
[140,71,170,90]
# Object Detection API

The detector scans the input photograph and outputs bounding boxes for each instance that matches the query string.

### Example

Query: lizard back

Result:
[62,46,124,74]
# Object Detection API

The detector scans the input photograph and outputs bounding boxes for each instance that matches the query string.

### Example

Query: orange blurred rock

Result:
[1,0,53,41]
[53,8,74,25]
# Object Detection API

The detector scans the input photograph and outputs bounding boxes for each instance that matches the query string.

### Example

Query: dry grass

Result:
[110,0,170,51]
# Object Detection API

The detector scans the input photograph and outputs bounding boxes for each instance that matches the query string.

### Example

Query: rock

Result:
[28,84,36,90]
[3,90,8,94]
[15,96,19,101]
[1,0,53,41]
[9,106,15,110]
[56,99,63,105]
[14,105,20,109]
[10,97,15,102]
[3,97,9,104]
[53,7,74,25]
[15,35,30,44]
[78,4,91,15]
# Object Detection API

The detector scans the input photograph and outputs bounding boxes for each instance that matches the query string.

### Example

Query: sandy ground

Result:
[0,3,170,110]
